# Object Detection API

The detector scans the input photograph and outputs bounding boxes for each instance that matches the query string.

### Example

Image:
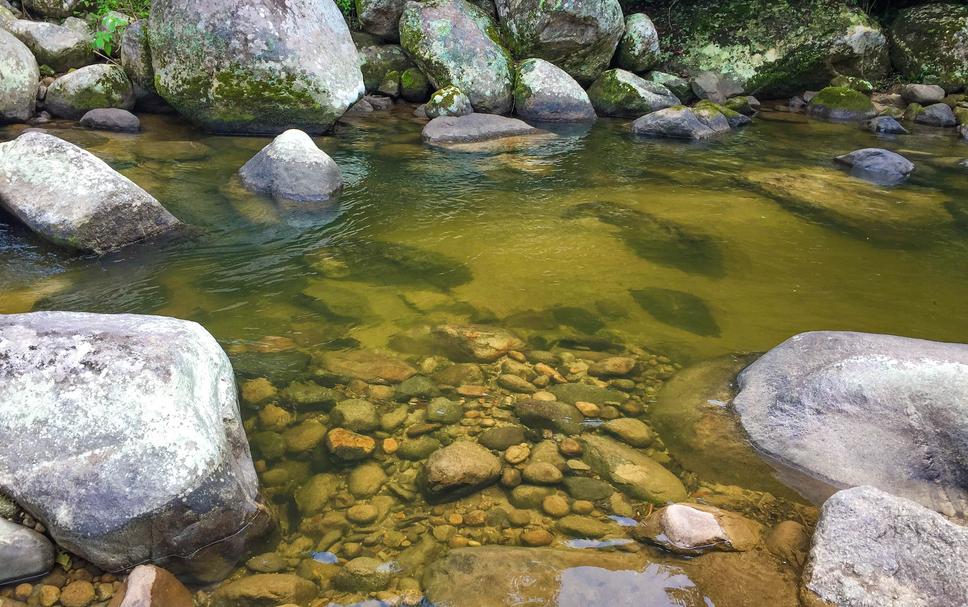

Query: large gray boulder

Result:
[6,19,94,72]
[914,102,957,127]
[833,148,914,186]
[615,13,660,73]
[0,312,269,574]
[120,20,168,112]
[356,0,406,40]
[21,0,80,18]
[494,0,623,84]
[239,129,343,202]
[513,58,595,123]
[148,0,364,134]
[890,3,968,92]
[45,64,135,119]
[422,113,540,145]
[399,0,513,114]
[631,107,717,140]
[0,519,55,584]
[802,486,968,607]
[0,131,180,253]
[733,331,968,517]
[0,29,38,122]
[587,69,679,117]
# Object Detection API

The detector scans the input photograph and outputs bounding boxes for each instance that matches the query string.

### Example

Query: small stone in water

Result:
[542,495,570,518]
[558,437,583,456]
[522,462,563,485]
[504,444,530,464]
[520,528,554,546]
[572,500,595,515]
[60,581,95,607]
[575,401,600,417]
[557,515,610,538]
[347,504,379,525]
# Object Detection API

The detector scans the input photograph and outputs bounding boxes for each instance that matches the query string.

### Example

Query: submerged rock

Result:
[238,129,343,202]
[0,518,55,584]
[806,86,875,121]
[890,3,968,92]
[833,148,914,186]
[425,86,473,119]
[587,69,680,118]
[6,19,94,72]
[0,312,268,574]
[0,131,180,253]
[734,331,968,517]
[514,399,583,435]
[45,64,135,120]
[400,0,513,114]
[149,0,364,134]
[422,441,501,501]
[513,58,596,123]
[632,503,761,555]
[630,287,720,337]
[431,324,525,362]
[0,29,38,123]
[422,112,541,146]
[581,434,687,503]
[615,13,660,73]
[631,107,717,141]
[802,486,968,607]
[108,564,193,607]
[211,573,317,607]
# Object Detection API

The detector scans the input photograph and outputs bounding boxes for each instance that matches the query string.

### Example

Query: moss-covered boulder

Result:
[694,99,750,129]
[356,40,415,93]
[22,0,79,18]
[120,20,168,112]
[615,13,661,74]
[0,29,38,123]
[496,0,623,85]
[513,58,595,122]
[400,0,513,114]
[659,0,889,98]
[400,67,430,102]
[890,3,968,92]
[148,0,364,134]
[587,68,680,117]
[6,19,94,73]
[806,86,875,122]
[646,71,692,101]
[425,85,473,118]
[356,0,407,41]
[45,64,135,120]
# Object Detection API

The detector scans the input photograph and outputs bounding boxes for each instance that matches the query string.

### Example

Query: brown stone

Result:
[325,428,376,461]
[60,581,95,607]
[107,565,192,607]
[320,350,416,384]
[520,528,554,546]
[210,574,317,607]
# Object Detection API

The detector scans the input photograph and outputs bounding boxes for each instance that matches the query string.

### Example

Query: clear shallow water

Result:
[1,108,967,604]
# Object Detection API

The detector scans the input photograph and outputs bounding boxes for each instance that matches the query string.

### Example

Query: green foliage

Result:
[335,0,357,26]
[91,12,127,55]
[78,0,150,19]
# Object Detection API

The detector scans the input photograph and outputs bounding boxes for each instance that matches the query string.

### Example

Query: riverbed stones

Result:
[45,64,136,119]
[80,108,141,132]
[632,504,761,555]
[806,86,875,121]
[631,107,717,140]
[522,462,563,485]
[0,29,37,123]
[514,399,583,435]
[238,129,343,202]
[587,69,680,117]
[890,3,968,92]
[0,312,266,573]
[60,581,95,607]
[107,564,193,607]
[423,441,501,501]
[588,356,635,377]
[0,131,180,253]
[833,148,914,186]
[148,0,364,134]
[733,331,968,516]
[0,519,55,584]
[426,397,463,424]
[601,418,653,447]
[331,399,379,432]
[562,476,612,501]
[581,434,687,503]
[294,473,338,515]
[495,0,623,84]
[513,58,596,123]
[431,324,525,362]
[801,486,968,607]
[334,557,390,592]
[211,573,317,607]
[914,102,957,127]
[6,20,93,72]
[557,515,610,538]
[422,113,541,146]
[616,13,660,73]
[400,0,513,114]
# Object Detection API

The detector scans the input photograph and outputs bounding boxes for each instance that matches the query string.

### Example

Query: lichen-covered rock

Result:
[806,86,875,121]
[631,106,717,140]
[646,71,692,101]
[425,85,473,118]
[22,0,79,18]
[44,63,135,119]
[734,331,968,517]
[513,58,595,123]
[121,20,167,112]
[400,67,429,102]
[399,0,513,114]
[616,13,660,74]
[690,71,744,105]
[356,39,415,92]
[0,132,179,253]
[0,519,55,585]
[890,3,968,92]
[0,29,38,122]
[692,101,734,133]
[833,148,913,186]
[802,486,968,607]
[0,312,268,573]
[695,100,750,129]
[495,0,623,84]
[587,69,679,117]
[356,0,407,40]
[6,19,94,73]
[661,0,889,99]
[238,129,343,202]
[148,0,364,134]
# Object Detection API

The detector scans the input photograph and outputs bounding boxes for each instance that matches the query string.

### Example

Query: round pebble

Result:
[347,504,379,524]
[383,437,399,454]
[542,495,570,518]
[60,581,95,607]
[523,462,563,485]
[572,500,595,515]
[558,437,582,456]
[575,401,600,417]
[521,528,554,546]
[504,444,530,464]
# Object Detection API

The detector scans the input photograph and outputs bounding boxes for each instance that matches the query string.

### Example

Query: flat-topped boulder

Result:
[238,129,343,202]
[833,147,914,185]
[0,312,269,574]
[423,113,545,146]
[0,131,180,253]
[802,486,968,607]
[631,107,717,140]
[734,331,968,517]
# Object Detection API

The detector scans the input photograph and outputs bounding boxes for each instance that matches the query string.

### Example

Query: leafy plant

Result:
[91,12,128,56]
[78,0,150,19]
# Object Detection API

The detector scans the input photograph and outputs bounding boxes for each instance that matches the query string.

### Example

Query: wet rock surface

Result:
[0,519,55,585]
[238,129,343,202]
